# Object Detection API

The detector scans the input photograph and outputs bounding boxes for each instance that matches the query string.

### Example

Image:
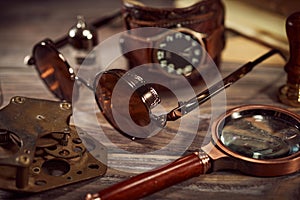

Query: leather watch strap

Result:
[122,0,224,31]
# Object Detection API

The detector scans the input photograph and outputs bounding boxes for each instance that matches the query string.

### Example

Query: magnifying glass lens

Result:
[220,108,300,159]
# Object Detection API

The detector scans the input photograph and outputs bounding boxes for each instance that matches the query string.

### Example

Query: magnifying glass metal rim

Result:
[209,104,300,176]
[85,104,300,200]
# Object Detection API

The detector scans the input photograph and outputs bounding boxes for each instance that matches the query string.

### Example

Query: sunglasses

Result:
[28,25,282,139]
[26,10,121,102]
[27,11,285,139]
[28,35,161,139]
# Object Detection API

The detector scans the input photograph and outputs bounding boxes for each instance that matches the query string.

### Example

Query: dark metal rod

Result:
[166,49,281,121]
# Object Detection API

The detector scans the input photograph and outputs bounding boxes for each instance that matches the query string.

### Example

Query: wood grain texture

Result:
[0,0,299,200]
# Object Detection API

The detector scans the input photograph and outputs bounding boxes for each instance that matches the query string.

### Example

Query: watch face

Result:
[153,31,204,77]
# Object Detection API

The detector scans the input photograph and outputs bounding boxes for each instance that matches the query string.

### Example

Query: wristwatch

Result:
[120,0,225,87]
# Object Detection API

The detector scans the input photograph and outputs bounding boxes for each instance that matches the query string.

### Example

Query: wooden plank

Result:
[0,1,299,199]
[0,61,299,200]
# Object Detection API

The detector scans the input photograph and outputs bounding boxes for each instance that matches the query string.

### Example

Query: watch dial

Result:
[155,31,203,76]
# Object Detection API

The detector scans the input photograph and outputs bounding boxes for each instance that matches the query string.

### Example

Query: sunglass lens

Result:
[33,40,74,102]
[94,69,153,138]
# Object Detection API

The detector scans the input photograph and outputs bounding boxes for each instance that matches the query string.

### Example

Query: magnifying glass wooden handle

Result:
[86,152,211,200]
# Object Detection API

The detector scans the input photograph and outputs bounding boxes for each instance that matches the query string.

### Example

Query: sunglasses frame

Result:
[26,10,121,102]
[27,9,121,65]
[29,37,161,139]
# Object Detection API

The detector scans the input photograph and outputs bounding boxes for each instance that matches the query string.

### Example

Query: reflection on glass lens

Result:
[220,109,300,159]
[33,40,74,102]
[95,69,151,127]
[95,69,166,139]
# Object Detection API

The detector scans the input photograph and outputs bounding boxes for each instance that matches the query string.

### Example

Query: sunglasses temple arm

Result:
[54,9,121,48]
[166,49,281,121]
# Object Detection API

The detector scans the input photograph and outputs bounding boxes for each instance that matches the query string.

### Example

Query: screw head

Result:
[60,102,71,110]
[12,96,25,104]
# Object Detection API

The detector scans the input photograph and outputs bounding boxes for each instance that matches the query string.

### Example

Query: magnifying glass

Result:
[94,49,284,139]
[85,104,300,200]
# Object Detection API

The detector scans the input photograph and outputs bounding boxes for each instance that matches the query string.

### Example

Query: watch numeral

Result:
[167,64,175,73]
[160,43,167,48]
[175,32,183,39]
[166,36,174,42]
[194,49,201,56]
[160,60,167,68]
[157,51,165,60]
[192,41,198,47]
[185,35,191,41]
[176,68,183,75]
[184,65,193,74]
[192,58,199,64]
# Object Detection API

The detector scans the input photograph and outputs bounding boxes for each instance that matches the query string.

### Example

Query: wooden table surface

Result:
[0,0,299,199]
